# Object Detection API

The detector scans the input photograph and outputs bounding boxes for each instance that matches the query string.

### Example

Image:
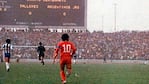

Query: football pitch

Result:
[0,62,149,84]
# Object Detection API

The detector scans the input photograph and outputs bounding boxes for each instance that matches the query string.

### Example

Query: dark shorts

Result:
[39,53,44,60]
[39,53,44,57]
[5,53,11,58]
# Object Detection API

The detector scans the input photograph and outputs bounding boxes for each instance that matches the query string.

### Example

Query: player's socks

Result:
[42,61,45,65]
[41,61,45,65]
[62,80,67,84]
[6,62,10,72]
[7,68,10,72]
[60,71,66,83]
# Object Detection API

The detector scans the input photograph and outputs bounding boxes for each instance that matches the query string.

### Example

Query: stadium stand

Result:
[1,28,149,60]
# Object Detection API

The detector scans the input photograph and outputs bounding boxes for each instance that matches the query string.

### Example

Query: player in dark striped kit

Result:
[2,39,13,72]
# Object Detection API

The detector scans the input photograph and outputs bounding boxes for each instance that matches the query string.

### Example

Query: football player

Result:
[53,33,76,84]
[37,42,46,65]
[2,39,13,72]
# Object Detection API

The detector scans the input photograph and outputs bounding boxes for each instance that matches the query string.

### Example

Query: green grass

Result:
[0,62,149,84]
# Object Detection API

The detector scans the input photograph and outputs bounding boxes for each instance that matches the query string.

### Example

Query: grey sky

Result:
[87,0,149,32]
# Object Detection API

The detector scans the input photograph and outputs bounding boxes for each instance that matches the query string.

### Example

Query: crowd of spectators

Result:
[1,29,149,60]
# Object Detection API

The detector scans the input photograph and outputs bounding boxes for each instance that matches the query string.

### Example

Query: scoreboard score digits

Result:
[0,0,85,26]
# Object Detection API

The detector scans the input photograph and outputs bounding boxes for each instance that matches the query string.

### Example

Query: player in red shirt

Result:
[53,33,76,84]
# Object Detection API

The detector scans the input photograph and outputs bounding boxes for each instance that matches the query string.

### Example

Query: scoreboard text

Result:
[0,0,85,26]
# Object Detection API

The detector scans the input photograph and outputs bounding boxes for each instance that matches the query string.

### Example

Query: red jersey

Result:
[55,41,76,59]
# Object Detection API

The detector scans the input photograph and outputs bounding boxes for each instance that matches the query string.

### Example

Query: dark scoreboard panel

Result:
[0,0,85,26]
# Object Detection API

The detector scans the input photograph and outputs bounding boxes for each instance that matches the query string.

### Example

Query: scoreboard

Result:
[0,0,86,27]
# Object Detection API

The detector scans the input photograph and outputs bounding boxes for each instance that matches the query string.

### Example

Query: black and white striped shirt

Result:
[2,43,13,53]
